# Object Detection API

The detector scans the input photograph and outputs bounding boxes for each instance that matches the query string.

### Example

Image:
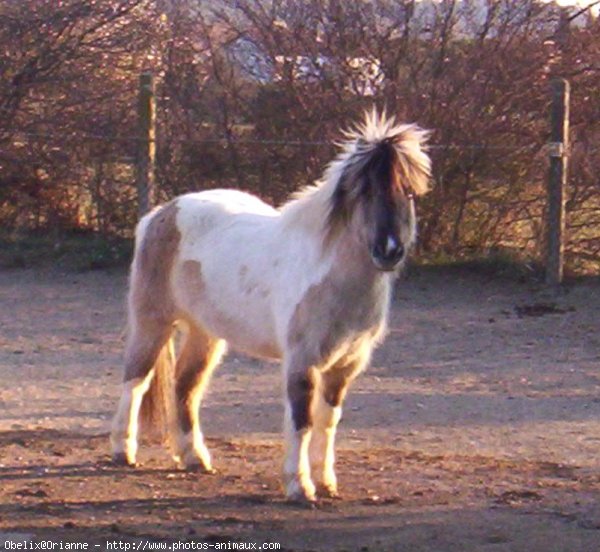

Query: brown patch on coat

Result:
[122,329,172,382]
[174,326,213,433]
[180,259,206,310]
[287,269,385,367]
[287,370,316,431]
[131,200,181,321]
[322,359,362,407]
[125,201,180,383]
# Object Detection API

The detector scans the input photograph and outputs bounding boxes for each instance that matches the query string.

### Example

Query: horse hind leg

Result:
[171,323,226,473]
[111,201,181,466]
[110,317,172,466]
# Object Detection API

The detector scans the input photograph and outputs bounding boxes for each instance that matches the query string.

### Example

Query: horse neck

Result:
[279,178,335,240]
[280,178,395,296]
[282,183,382,268]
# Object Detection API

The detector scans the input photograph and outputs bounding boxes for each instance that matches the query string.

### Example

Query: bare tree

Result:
[0,0,598,274]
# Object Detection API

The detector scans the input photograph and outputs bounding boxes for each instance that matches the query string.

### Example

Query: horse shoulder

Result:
[282,261,392,368]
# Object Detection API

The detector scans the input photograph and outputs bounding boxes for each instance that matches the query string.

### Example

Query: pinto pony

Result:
[110,111,431,502]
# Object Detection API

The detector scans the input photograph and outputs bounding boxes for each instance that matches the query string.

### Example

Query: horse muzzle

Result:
[371,240,405,271]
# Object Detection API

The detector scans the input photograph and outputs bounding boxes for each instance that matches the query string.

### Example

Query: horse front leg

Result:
[310,356,365,498]
[283,359,318,502]
[309,392,340,497]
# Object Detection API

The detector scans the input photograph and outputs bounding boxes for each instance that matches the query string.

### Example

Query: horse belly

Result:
[200,304,281,360]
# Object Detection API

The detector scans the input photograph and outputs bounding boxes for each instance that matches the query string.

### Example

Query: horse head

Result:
[326,110,431,271]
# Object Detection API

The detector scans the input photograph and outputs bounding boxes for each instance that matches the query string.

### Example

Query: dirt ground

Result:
[1,265,600,551]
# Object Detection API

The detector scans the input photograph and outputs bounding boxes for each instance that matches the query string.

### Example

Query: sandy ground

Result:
[1,266,599,551]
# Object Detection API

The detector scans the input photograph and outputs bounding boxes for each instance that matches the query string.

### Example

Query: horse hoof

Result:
[111,453,137,467]
[286,484,317,504]
[185,463,216,475]
[286,493,317,507]
[317,484,340,499]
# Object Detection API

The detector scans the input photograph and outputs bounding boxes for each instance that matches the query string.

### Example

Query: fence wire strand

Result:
[3,128,543,152]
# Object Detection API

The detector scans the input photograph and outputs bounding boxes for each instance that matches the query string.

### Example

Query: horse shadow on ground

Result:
[2,429,600,551]
[4,498,600,552]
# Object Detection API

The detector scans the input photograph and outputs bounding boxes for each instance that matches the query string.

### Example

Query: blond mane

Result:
[279,109,431,237]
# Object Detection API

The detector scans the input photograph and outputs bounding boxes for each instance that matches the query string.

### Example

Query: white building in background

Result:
[272,55,384,96]
[162,0,596,95]
[226,34,384,96]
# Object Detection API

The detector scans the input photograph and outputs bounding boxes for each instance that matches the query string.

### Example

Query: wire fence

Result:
[1,117,598,277]
[3,128,545,152]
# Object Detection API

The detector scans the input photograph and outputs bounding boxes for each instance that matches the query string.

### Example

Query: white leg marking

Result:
[172,429,213,472]
[310,394,342,496]
[283,403,316,502]
[110,372,154,464]
[172,389,214,471]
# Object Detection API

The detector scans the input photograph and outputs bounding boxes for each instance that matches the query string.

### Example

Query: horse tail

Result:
[130,201,180,443]
[139,335,176,442]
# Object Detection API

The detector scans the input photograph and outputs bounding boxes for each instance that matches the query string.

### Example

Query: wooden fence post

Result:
[546,78,569,286]
[136,72,156,218]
